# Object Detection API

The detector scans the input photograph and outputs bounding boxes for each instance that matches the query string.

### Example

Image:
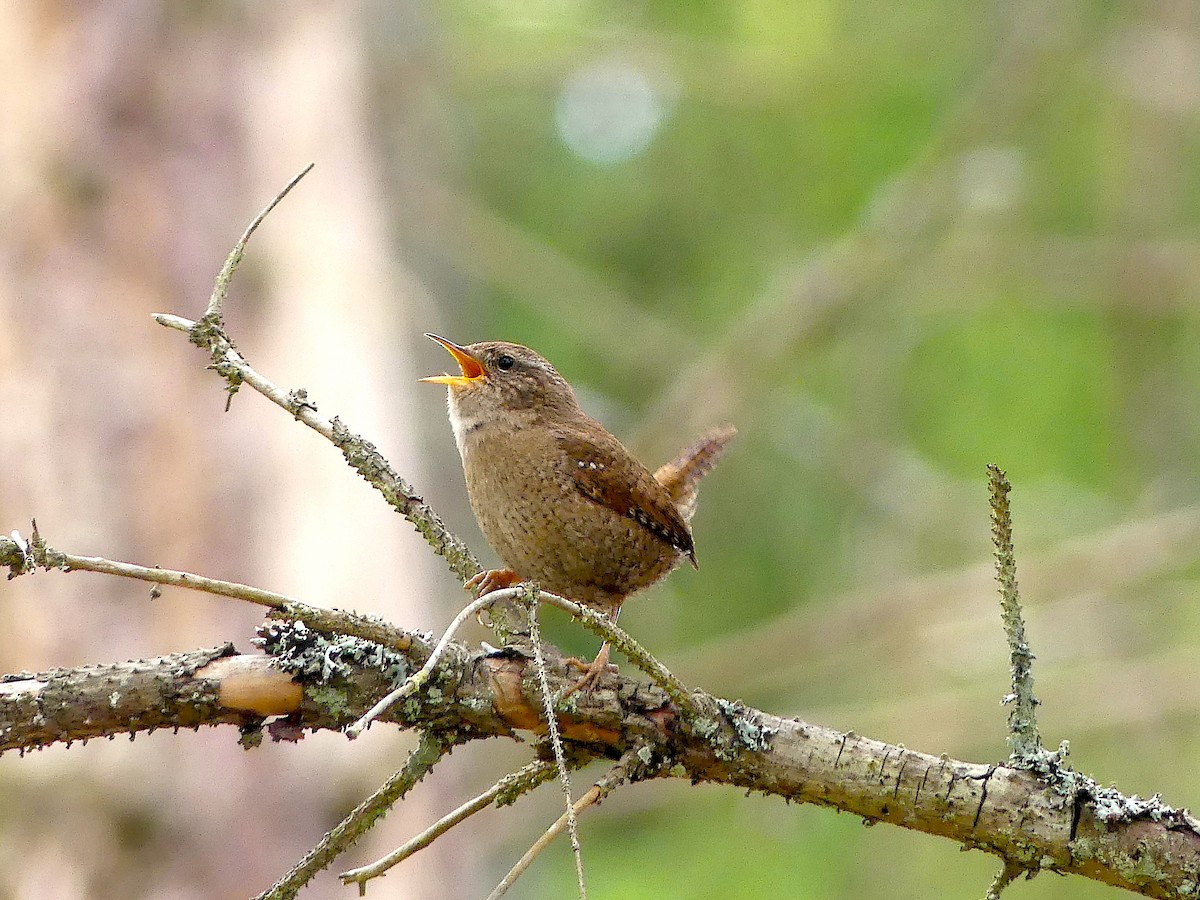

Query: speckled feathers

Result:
[423,336,731,616]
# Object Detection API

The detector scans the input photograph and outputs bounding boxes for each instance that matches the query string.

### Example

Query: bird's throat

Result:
[446,401,482,461]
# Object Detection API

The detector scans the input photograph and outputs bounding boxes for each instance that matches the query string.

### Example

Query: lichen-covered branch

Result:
[987,463,1043,759]
[255,730,456,900]
[340,758,559,890]
[151,311,480,583]
[3,628,1198,898]
[0,645,282,751]
[149,169,479,583]
[1,531,425,657]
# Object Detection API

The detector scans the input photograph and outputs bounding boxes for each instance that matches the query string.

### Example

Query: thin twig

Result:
[208,163,314,320]
[24,525,288,608]
[986,464,1043,759]
[256,730,453,900]
[485,752,637,900]
[10,528,419,655]
[154,312,480,581]
[339,758,558,892]
[155,169,480,583]
[345,587,522,738]
[525,584,587,899]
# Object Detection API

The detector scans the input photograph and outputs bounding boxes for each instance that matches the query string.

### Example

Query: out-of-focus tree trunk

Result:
[0,4,467,897]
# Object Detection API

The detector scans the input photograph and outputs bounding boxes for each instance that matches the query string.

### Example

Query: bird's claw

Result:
[466,569,524,626]
[465,568,522,596]
[560,643,615,699]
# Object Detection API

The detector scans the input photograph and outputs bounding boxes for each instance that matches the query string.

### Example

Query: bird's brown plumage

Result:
[421,335,733,620]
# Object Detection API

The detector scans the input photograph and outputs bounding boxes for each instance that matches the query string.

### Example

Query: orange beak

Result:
[419,333,486,386]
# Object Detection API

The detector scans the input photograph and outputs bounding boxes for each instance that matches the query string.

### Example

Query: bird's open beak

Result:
[419,333,486,385]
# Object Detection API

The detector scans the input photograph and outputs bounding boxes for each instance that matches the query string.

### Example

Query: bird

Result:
[420,333,734,691]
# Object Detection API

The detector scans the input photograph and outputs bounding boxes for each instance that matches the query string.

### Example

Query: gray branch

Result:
[2,628,1198,899]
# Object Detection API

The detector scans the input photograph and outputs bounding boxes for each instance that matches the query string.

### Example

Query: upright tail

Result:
[654,424,737,523]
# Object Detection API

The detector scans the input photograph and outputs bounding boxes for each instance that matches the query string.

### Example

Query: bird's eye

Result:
[496,354,515,371]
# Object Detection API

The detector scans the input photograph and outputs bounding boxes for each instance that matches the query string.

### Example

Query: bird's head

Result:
[419,334,581,430]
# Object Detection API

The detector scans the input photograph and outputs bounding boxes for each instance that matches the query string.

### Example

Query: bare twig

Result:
[256,730,453,900]
[6,530,419,655]
[485,751,638,900]
[22,525,288,609]
[345,589,520,738]
[154,170,480,583]
[525,584,587,899]
[339,758,558,892]
[986,464,1043,760]
[208,163,314,320]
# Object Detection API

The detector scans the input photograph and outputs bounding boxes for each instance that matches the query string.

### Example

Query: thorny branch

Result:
[340,759,560,891]
[987,463,1043,760]
[256,730,456,900]
[5,590,1200,897]
[525,584,588,899]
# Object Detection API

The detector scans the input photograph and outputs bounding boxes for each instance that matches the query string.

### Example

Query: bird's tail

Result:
[654,424,737,523]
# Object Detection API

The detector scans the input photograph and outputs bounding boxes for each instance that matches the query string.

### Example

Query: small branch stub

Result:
[986,464,1043,761]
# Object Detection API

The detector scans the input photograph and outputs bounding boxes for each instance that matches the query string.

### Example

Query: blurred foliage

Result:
[371,0,1200,896]
[4,0,1197,896]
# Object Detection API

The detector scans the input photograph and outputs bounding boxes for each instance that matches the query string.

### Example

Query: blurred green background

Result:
[4,1,1200,898]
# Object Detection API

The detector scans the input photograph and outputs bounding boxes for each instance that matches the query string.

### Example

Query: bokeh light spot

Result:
[555,59,673,166]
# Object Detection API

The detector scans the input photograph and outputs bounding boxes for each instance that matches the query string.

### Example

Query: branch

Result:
[339,758,559,890]
[0,645,275,750]
[151,310,480,583]
[148,168,479,584]
[345,581,701,737]
[987,464,1044,760]
[2,530,425,657]
[5,635,1198,898]
[487,749,640,899]
[255,730,455,900]
[208,163,314,321]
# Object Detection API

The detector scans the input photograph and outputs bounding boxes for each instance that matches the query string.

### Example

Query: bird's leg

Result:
[561,642,614,698]
[465,568,522,596]
[560,605,621,698]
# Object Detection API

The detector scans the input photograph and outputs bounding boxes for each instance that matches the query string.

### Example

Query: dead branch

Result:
[3,626,1198,898]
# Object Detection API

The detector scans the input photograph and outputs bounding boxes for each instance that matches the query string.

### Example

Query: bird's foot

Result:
[465,568,522,596]
[560,643,616,699]
[465,569,525,626]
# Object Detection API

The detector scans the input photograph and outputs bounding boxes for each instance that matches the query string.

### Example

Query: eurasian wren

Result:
[421,334,733,684]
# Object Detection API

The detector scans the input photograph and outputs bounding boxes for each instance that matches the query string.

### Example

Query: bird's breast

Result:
[458,423,681,606]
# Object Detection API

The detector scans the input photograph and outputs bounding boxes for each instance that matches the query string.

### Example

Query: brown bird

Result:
[420,334,734,689]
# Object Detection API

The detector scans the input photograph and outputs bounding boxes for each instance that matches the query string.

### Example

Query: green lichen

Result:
[307,685,353,718]
[255,620,410,685]
[716,698,777,752]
